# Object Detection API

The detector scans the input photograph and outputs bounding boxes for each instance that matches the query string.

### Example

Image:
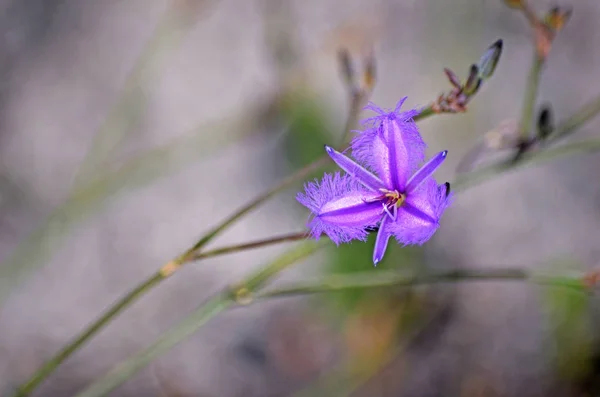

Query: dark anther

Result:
[537,104,554,140]
[444,182,451,197]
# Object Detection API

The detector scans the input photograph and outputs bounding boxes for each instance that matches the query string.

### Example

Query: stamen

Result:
[378,188,406,210]
[383,203,395,220]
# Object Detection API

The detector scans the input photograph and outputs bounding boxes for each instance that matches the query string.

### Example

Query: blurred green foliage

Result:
[543,261,594,382]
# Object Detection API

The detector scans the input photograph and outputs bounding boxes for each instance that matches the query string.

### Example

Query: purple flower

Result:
[297,98,453,265]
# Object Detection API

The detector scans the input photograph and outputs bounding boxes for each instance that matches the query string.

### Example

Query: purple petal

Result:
[373,215,391,266]
[319,198,383,226]
[405,150,448,194]
[388,178,452,245]
[351,98,426,190]
[296,172,384,245]
[324,146,385,191]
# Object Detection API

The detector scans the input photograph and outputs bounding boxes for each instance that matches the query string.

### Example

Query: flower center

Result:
[381,188,405,208]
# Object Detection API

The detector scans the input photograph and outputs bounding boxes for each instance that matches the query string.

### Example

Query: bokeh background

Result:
[1,0,600,396]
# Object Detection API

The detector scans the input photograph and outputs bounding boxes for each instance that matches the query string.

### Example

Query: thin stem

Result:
[76,294,231,397]
[14,272,164,396]
[519,53,545,139]
[256,268,584,300]
[184,156,329,256]
[340,90,369,143]
[0,104,259,308]
[415,105,435,120]
[188,232,308,261]
[550,94,600,141]
[12,232,308,396]
[453,139,600,192]
[74,241,325,397]
[74,263,584,397]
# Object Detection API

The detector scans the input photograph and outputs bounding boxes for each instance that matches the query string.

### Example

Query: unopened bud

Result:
[362,50,377,92]
[503,0,524,9]
[544,7,572,32]
[463,64,481,96]
[477,39,503,80]
[338,49,356,90]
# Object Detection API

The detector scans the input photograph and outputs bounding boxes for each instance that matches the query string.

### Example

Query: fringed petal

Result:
[296,172,384,245]
[351,98,426,190]
[387,178,452,245]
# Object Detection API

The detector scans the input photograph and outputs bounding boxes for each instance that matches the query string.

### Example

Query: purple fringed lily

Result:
[297,98,453,265]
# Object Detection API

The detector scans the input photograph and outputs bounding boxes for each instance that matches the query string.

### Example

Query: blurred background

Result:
[0,0,600,396]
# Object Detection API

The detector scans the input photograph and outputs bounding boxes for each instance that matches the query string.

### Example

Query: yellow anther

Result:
[380,189,405,207]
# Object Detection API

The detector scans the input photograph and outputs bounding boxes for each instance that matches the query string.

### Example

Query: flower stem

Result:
[14,272,164,397]
[74,263,584,397]
[256,268,584,300]
[415,105,435,120]
[550,94,600,141]
[73,241,325,397]
[519,53,545,139]
[188,232,308,261]
[12,231,308,396]
[453,139,600,191]
[184,156,329,255]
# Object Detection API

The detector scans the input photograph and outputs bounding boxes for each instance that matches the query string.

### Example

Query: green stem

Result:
[188,231,307,262]
[257,268,584,300]
[185,156,329,255]
[550,94,600,141]
[519,53,545,139]
[415,105,435,120]
[12,231,308,396]
[14,272,164,397]
[73,241,325,397]
[453,139,600,192]
[75,263,584,397]
[0,106,259,308]
[76,294,231,397]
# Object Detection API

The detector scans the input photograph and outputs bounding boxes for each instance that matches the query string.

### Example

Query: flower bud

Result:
[477,39,503,80]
